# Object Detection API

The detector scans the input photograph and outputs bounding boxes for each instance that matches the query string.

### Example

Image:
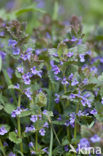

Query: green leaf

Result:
[14,149,24,156]
[57,42,67,57]
[36,92,47,107]
[52,1,59,20]
[8,84,19,90]
[19,110,31,118]
[62,137,69,146]
[4,103,16,114]
[15,70,22,78]
[15,6,45,17]
[9,132,22,144]
[77,44,87,54]
[52,120,65,125]
[0,104,3,110]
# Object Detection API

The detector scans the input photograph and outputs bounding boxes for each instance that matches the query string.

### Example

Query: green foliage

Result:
[9,132,22,144]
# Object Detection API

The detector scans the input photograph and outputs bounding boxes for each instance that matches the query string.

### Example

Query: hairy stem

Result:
[17,95,23,153]
[74,103,79,139]
[0,139,6,156]
[35,131,38,152]
[49,126,53,156]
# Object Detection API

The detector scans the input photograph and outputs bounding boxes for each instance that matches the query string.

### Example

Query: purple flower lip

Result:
[24,87,32,100]
[30,115,38,123]
[0,126,8,135]
[54,93,60,103]
[12,47,20,55]
[52,65,60,75]
[0,51,6,60]
[25,125,35,133]
[17,66,24,73]
[90,134,101,143]
[39,128,46,136]
[65,120,69,127]
[43,122,49,128]
[31,66,42,77]
[8,39,17,47]
[67,52,73,58]
[61,77,69,85]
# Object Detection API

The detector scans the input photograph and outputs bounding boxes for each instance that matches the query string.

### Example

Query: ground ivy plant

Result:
[0,14,103,156]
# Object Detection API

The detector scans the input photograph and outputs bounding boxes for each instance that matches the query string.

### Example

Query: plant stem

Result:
[35,131,38,152]
[49,126,53,156]
[0,139,6,156]
[17,95,23,153]
[51,123,61,145]
[64,84,70,141]
[74,103,79,139]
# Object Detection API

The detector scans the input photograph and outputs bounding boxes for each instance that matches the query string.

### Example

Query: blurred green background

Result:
[0,0,103,34]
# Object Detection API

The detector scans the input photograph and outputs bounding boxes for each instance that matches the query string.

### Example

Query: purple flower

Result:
[43,122,49,128]
[85,50,91,56]
[0,126,7,135]
[30,115,38,123]
[31,151,36,155]
[29,142,34,147]
[3,142,8,147]
[79,54,85,62]
[69,93,76,99]
[101,98,103,104]
[54,75,61,81]
[68,73,74,81]
[21,49,32,61]
[71,36,78,42]
[38,114,42,120]
[57,115,62,121]
[54,93,60,103]
[50,60,54,67]
[39,128,46,136]
[11,107,22,118]
[36,0,45,8]
[43,110,48,115]
[42,147,49,154]
[64,145,69,152]
[0,51,6,60]
[35,49,41,55]
[90,66,97,74]
[65,120,69,127]
[12,47,20,55]
[69,113,76,127]
[24,88,32,100]
[82,78,88,85]
[90,134,101,143]
[90,109,97,115]
[52,65,60,75]
[77,39,82,45]
[78,138,90,148]
[8,152,16,156]
[25,125,35,133]
[17,66,24,73]
[61,77,69,85]
[71,78,79,86]
[8,39,17,47]
[0,31,4,36]
[63,38,69,42]
[7,67,13,79]
[14,83,20,89]
[31,66,42,77]
[22,73,31,85]
[26,48,32,52]
[77,110,84,117]
[67,52,73,57]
